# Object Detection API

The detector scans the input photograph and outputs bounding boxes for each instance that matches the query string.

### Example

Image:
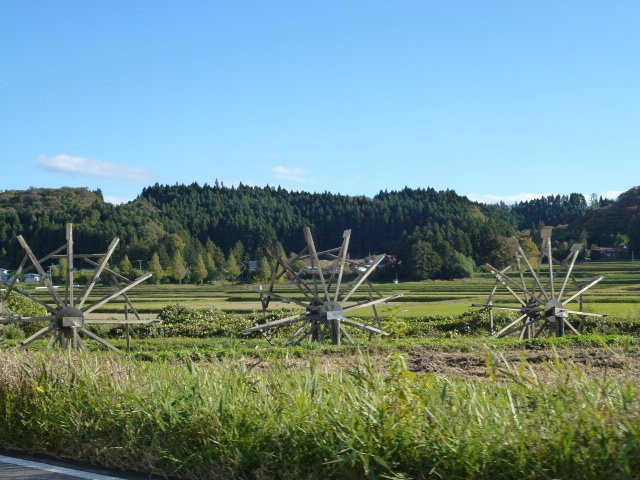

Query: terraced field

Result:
[26,259,636,319]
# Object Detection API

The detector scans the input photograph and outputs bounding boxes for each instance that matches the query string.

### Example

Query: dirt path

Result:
[407,346,640,379]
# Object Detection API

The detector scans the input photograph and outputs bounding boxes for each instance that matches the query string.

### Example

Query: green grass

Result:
[2,259,640,478]
[0,350,639,479]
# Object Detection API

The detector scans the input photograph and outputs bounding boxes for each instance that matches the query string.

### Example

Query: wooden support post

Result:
[125,303,131,352]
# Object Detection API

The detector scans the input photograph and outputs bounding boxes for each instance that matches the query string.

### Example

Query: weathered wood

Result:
[66,223,74,306]
[331,229,351,301]
[1,224,155,351]
[16,235,64,307]
[0,280,58,314]
[478,228,605,339]
[83,273,152,315]
[562,276,603,306]
[246,228,398,345]
[242,313,306,334]
[343,294,403,312]
[78,237,120,308]
[341,254,385,303]
[303,226,328,300]
[80,328,119,352]
[19,325,53,348]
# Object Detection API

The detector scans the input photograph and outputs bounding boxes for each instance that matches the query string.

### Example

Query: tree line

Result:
[0,184,638,283]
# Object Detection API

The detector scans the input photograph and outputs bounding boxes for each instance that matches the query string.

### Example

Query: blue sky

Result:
[1,1,638,204]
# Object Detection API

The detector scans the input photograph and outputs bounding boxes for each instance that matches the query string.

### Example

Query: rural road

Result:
[0,454,128,480]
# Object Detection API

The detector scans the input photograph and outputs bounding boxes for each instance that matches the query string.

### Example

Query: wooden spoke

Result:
[83,273,152,315]
[267,245,317,301]
[558,244,582,300]
[562,276,603,306]
[515,243,549,301]
[303,227,328,300]
[16,235,65,307]
[343,294,402,312]
[79,328,120,352]
[18,326,54,348]
[340,325,356,345]
[493,314,528,338]
[472,303,525,312]
[481,264,528,307]
[330,229,351,301]
[285,321,311,346]
[248,287,312,310]
[341,254,385,303]
[78,237,120,308]
[66,223,75,307]
[0,280,58,314]
[341,318,390,336]
[2,245,67,299]
[242,314,306,334]
[563,318,581,336]
[565,310,605,318]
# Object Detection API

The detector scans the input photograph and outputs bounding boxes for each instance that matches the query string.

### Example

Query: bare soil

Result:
[407,346,640,380]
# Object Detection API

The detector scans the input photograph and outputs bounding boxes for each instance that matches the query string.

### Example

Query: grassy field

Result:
[1,259,640,478]
[12,259,636,318]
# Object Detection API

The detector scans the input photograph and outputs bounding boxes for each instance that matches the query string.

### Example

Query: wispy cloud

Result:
[466,192,553,204]
[599,190,623,200]
[38,154,152,183]
[103,195,131,205]
[272,166,310,183]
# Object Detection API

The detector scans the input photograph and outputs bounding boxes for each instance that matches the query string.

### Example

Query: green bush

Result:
[1,323,25,340]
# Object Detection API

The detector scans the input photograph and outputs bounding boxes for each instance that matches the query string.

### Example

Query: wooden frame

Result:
[473,227,605,338]
[0,223,157,351]
[242,227,402,345]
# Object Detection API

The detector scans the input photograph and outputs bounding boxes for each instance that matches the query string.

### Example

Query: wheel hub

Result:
[318,301,344,323]
[544,299,567,320]
[55,306,85,329]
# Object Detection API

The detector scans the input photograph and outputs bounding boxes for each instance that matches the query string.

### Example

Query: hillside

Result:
[0,184,638,281]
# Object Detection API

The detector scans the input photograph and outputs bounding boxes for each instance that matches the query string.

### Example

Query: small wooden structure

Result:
[473,227,605,338]
[242,227,402,345]
[0,223,156,351]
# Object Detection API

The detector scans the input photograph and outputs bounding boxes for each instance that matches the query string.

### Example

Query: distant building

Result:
[246,260,259,271]
[0,268,10,282]
[23,273,42,283]
[590,246,628,258]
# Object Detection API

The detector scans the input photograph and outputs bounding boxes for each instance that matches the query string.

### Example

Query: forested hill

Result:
[139,183,513,260]
[0,184,638,281]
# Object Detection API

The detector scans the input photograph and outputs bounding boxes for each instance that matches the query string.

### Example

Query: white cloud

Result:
[272,166,310,183]
[38,154,152,183]
[103,195,131,205]
[466,192,553,204]
[599,190,623,200]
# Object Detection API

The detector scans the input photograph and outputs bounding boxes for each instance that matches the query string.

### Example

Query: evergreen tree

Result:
[52,258,68,284]
[119,255,134,278]
[171,250,187,284]
[629,213,640,255]
[225,252,242,281]
[206,238,225,270]
[204,252,218,281]
[230,240,246,264]
[256,256,272,283]
[148,252,164,284]
[157,243,171,269]
[192,253,208,285]
[404,240,442,280]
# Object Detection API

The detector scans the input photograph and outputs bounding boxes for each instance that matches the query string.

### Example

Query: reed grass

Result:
[0,349,639,479]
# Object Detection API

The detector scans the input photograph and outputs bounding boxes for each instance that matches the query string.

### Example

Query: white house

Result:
[0,268,10,282]
[24,273,42,283]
